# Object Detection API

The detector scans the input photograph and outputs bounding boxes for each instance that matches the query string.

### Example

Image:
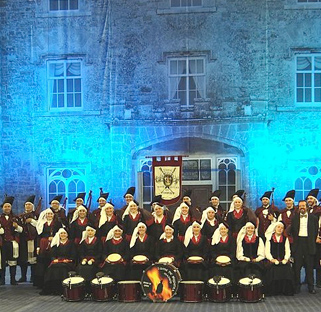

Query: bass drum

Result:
[141,263,181,302]
[91,276,115,302]
[207,277,232,302]
[238,277,263,303]
[62,276,85,302]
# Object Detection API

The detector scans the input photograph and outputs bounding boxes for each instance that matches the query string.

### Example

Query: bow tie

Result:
[300,214,308,218]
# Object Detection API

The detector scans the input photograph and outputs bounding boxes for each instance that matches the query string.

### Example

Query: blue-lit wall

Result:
[1,0,321,212]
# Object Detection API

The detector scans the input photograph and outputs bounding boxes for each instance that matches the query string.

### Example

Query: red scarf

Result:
[192,234,201,244]
[220,236,229,244]
[85,236,97,245]
[77,217,88,226]
[244,234,257,243]
[129,212,141,221]
[180,214,191,224]
[233,208,243,219]
[112,237,123,245]
[272,233,284,243]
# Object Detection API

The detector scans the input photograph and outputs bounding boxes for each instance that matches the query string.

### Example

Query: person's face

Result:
[192,224,201,236]
[207,210,215,220]
[87,228,95,238]
[275,224,284,235]
[76,198,84,207]
[105,206,114,216]
[285,198,294,209]
[307,196,316,207]
[2,203,11,214]
[138,225,146,236]
[24,202,34,213]
[114,229,122,238]
[99,198,106,207]
[59,231,68,240]
[261,198,270,207]
[165,227,174,238]
[46,211,54,221]
[211,197,219,207]
[183,196,191,204]
[298,201,307,214]
[181,206,189,215]
[78,209,87,219]
[129,203,138,214]
[219,225,228,237]
[154,206,164,217]
[234,199,243,209]
[246,225,255,236]
[51,201,59,211]
[125,195,133,204]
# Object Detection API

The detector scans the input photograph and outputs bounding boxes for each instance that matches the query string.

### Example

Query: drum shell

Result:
[179,281,204,303]
[91,278,115,302]
[117,281,142,302]
[207,279,232,302]
[238,280,263,303]
[62,278,85,302]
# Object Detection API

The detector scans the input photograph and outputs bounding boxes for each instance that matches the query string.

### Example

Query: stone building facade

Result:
[1,0,321,212]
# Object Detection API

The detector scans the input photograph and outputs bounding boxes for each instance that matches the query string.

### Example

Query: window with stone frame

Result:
[168,57,206,108]
[170,0,202,7]
[297,0,321,2]
[47,60,82,110]
[296,55,321,104]
[295,166,321,200]
[49,0,78,11]
[47,168,86,211]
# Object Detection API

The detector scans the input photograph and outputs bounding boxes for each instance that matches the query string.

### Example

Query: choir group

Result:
[0,186,320,302]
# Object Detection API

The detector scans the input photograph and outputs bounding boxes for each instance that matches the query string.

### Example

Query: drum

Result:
[187,256,204,264]
[179,281,204,303]
[91,276,115,302]
[117,281,142,302]
[141,263,181,302]
[238,277,263,302]
[207,277,232,302]
[132,255,148,264]
[107,253,122,264]
[158,256,174,264]
[216,255,231,265]
[62,276,85,302]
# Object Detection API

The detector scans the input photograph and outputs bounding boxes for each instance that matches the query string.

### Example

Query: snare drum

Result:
[117,280,142,302]
[179,281,204,303]
[62,276,85,302]
[91,276,115,302]
[187,256,204,264]
[107,253,122,264]
[141,263,181,302]
[216,255,231,265]
[132,255,148,264]
[207,277,232,302]
[238,277,263,302]
[158,256,173,264]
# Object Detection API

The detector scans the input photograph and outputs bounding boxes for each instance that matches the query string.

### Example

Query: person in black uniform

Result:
[69,205,91,245]
[208,190,225,219]
[0,196,23,285]
[264,221,294,296]
[40,228,76,295]
[149,201,172,240]
[67,192,86,224]
[201,207,222,242]
[18,195,38,283]
[172,203,194,243]
[101,225,129,282]
[89,192,109,229]
[49,195,68,228]
[290,200,318,294]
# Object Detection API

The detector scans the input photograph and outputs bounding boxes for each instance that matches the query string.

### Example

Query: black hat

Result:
[50,195,63,204]
[2,196,14,207]
[25,195,35,204]
[97,192,109,202]
[182,189,192,198]
[282,190,295,201]
[209,190,221,201]
[260,191,272,201]
[124,187,135,198]
[73,192,86,202]
[306,188,319,200]
[150,195,162,206]
[232,190,244,199]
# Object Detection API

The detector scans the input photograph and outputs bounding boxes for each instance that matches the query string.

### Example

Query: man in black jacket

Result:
[290,200,318,294]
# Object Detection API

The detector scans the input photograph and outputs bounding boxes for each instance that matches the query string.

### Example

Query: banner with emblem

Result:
[152,156,183,205]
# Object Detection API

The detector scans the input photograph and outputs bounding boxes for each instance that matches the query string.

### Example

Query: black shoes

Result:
[308,288,316,294]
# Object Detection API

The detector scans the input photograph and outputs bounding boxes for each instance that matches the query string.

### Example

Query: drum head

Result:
[107,253,121,262]
[216,255,231,264]
[141,263,181,302]
[158,257,173,264]
[133,255,147,262]
[187,256,204,262]
[91,276,113,285]
[208,277,230,286]
[239,277,261,286]
[118,280,141,285]
[180,281,204,285]
[62,276,85,286]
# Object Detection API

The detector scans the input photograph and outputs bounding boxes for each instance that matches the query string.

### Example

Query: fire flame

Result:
[146,267,172,301]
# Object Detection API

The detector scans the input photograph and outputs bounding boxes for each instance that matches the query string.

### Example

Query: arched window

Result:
[295,166,321,200]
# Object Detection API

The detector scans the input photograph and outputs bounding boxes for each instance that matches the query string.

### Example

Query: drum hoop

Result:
[62,276,85,286]
[208,277,231,286]
[107,253,122,262]
[91,277,114,285]
[238,277,262,287]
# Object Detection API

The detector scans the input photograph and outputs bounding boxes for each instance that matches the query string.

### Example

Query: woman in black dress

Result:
[122,201,145,242]
[201,207,221,242]
[172,203,194,243]
[69,205,91,245]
